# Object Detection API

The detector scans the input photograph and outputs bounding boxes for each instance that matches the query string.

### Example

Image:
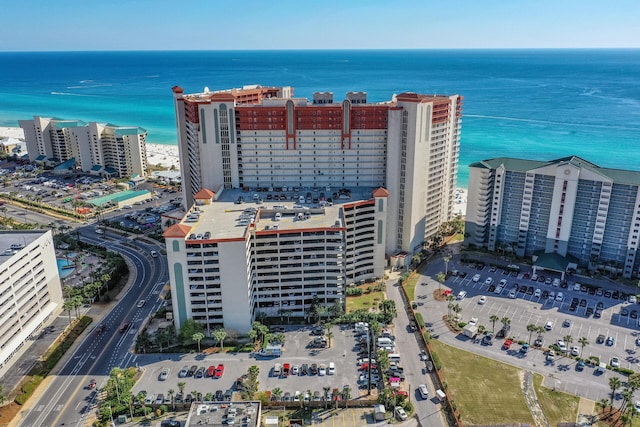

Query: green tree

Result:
[443,255,452,275]
[192,332,205,352]
[179,318,205,346]
[326,329,334,349]
[167,388,175,409]
[526,324,538,344]
[63,299,75,325]
[378,299,397,323]
[609,376,622,404]
[436,272,446,292]
[596,398,609,414]
[489,315,499,333]
[578,336,589,357]
[272,387,282,402]
[212,328,227,349]
[177,381,186,396]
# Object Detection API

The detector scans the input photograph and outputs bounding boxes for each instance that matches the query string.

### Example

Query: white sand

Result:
[454,188,467,217]
[145,142,180,170]
[0,126,467,215]
[0,126,25,139]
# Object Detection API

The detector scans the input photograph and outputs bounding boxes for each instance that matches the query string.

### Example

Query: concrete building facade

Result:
[172,85,463,256]
[19,116,148,178]
[465,156,640,278]
[0,231,63,370]
[164,187,388,333]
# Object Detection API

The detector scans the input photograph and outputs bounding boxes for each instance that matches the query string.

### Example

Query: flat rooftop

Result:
[0,231,46,265]
[181,186,377,240]
[185,401,260,427]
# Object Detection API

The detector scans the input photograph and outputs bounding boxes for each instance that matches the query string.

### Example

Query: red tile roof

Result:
[194,188,215,200]
[163,223,191,238]
[372,187,389,198]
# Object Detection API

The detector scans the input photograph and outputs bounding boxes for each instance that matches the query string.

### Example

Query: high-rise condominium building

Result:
[166,85,462,333]
[172,85,463,255]
[0,231,63,371]
[19,116,148,178]
[465,156,640,279]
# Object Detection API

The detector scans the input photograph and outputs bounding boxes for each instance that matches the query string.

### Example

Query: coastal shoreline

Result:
[0,126,468,214]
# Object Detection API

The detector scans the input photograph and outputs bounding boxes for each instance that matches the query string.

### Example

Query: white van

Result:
[274,212,282,221]
[377,337,394,347]
[328,362,335,375]
[273,363,282,377]
[388,353,401,363]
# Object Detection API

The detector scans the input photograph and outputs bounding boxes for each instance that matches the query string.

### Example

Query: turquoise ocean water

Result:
[1,49,639,187]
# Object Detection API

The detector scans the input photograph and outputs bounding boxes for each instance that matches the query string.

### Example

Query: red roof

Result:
[172,86,184,94]
[372,187,389,198]
[163,223,192,238]
[194,188,215,200]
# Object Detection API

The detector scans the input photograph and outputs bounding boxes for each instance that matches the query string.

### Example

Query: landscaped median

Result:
[429,339,579,425]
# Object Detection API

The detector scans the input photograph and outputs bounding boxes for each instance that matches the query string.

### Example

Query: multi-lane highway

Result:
[17,227,168,427]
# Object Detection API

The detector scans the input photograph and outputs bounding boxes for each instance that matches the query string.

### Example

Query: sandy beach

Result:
[145,142,180,169]
[0,126,467,215]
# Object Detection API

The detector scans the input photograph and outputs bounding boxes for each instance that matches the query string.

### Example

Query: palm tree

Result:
[578,336,589,357]
[500,317,511,333]
[489,315,499,333]
[192,332,205,352]
[212,328,227,349]
[443,255,452,275]
[167,388,175,409]
[177,381,186,396]
[526,324,538,344]
[564,334,573,345]
[452,303,462,320]
[137,391,148,419]
[379,299,397,321]
[272,387,282,402]
[326,329,334,348]
[323,386,331,408]
[596,398,609,414]
[191,389,199,402]
[343,385,352,408]
[436,272,446,292]
[609,376,622,404]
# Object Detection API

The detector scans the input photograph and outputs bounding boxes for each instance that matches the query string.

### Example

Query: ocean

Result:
[1,49,639,187]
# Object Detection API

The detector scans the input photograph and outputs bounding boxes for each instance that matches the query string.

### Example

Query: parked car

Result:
[457,290,467,300]
[596,334,606,344]
[472,274,481,282]
[570,346,580,356]
[611,357,620,368]
[158,368,170,381]
[478,295,487,305]
[484,277,494,285]
[606,336,615,346]
[395,406,408,421]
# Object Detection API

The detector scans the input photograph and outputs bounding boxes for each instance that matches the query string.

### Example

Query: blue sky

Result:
[2,0,639,51]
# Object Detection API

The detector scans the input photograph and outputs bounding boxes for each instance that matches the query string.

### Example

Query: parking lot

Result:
[416,254,640,401]
[130,323,403,405]
[439,263,640,368]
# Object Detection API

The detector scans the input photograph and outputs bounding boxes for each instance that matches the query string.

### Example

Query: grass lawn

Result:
[533,373,579,425]
[346,289,385,313]
[403,273,419,301]
[430,340,534,425]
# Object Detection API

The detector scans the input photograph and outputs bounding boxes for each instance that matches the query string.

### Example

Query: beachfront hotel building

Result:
[19,116,148,178]
[172,85,463,256]
[465,156,640,279]
[0,231,64,371]
[167,84,462,332]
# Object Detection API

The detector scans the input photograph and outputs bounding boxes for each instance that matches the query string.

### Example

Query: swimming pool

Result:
[57,259,76,279]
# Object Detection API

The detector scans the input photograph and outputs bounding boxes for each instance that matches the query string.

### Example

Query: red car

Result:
[214,364,224,378]
[502,339,513,350]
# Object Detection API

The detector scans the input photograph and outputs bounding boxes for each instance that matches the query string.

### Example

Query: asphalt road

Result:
[418,251,638,404]
[17,228,168,427]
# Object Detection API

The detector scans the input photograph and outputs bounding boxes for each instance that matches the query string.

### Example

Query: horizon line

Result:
[1,47,640,54]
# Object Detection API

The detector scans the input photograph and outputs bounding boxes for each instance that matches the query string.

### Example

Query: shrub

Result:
[423,331,431,343]
[346,287,364,296]
[415,313,425,328]
[431,351,442,370]
[616,367,635,375]
[458,322,467,328]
